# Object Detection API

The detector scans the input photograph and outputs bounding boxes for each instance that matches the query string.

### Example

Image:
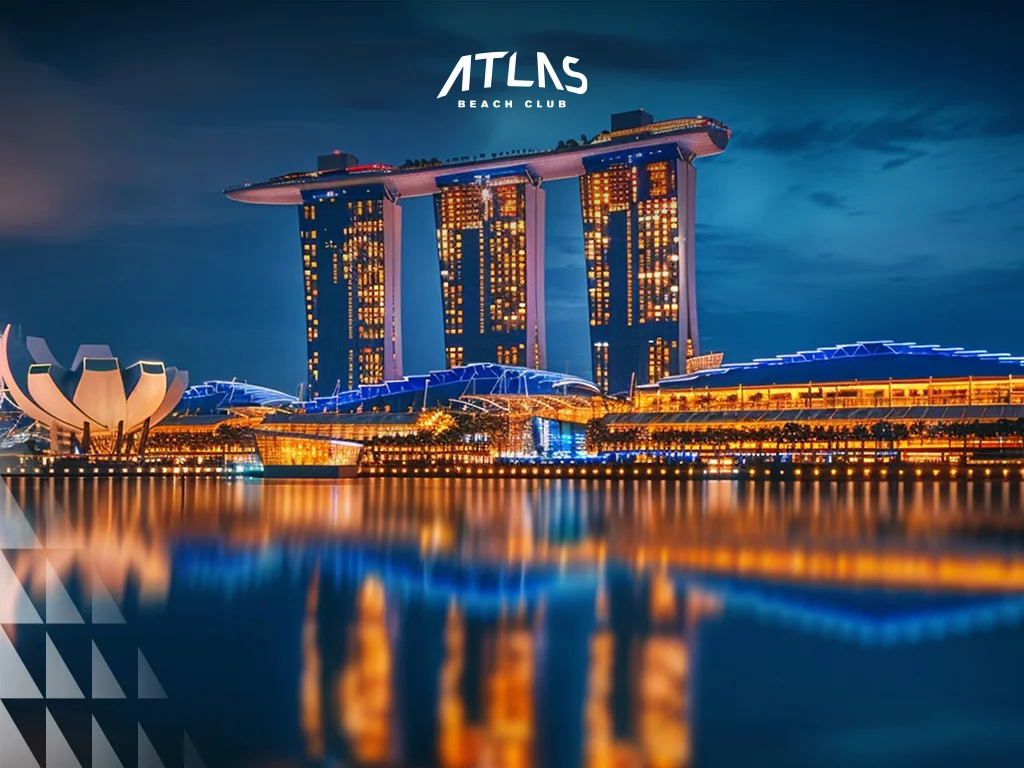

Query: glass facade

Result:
[299,185,402,397]
[580,144,699,394]
[434,169,546,371]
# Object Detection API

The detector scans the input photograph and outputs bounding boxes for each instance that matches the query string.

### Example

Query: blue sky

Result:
[0,2,1022,392]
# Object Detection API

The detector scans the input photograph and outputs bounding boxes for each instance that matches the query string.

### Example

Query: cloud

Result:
[518,30,744,81]
[0,23,501,241]
[807,191,846,210]
[880,150,927,171]
[742,108,1023,159]
[940,190,1024,225]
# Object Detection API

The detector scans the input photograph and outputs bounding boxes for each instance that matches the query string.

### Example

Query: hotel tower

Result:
[581,110,701,394]
[434,167,546,370]
[225,111,728,395]
[299,153,402,397]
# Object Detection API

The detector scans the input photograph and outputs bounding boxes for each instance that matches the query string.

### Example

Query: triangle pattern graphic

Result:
[91,717,124,768]
[0,625,42,698]
[0,478,41,549]
[137,649,167,699]
[183,733,208,768]
[0,701,40,767]
[0,550,43,623]
[45,633,84,699]
[46,708,82,768]
[91,576,125,625]
[138,723,165,768]
[91,642,125,699]
[45,560,83,624]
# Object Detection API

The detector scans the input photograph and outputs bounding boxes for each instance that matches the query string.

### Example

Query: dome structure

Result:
[0,325,187,436]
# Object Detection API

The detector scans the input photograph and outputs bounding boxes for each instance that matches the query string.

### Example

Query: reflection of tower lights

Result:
[340,575,392,765]
[638,570,689,768]
[421,517,455,554]
[438,598,470,768]
[300,570,324,760]
[481,599,536,768]
[583,581,617,768]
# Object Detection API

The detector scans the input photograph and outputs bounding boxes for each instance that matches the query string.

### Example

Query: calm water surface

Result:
[4,477,1024,767]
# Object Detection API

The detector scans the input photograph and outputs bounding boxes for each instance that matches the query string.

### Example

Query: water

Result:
[3,477,1024,767]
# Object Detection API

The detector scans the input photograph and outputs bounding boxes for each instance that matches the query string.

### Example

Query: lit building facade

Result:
[226,113,729,393]
[299,184,402,396]
[580,143,699,394]
[434,167,546,370]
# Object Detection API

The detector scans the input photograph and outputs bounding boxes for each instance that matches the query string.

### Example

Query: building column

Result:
[524,182,547,370]
[675,157,699,359]
[383,196,404,381]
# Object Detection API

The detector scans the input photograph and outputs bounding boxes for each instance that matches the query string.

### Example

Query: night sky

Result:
[1,2,1022,393]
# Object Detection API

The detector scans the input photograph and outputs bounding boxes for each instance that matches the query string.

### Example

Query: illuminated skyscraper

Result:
[227,113,727,390]
[581,114,701,393]
[300,175,402,397]
[434,167,546,370]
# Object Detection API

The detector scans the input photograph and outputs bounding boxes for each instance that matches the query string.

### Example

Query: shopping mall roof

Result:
[607,404,1024,427]
[652,342,1024,390]
[306,362,600,414]
[176,381,299,414]
[176,365,598,417]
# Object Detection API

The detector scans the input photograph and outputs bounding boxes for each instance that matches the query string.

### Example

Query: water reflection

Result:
[3,477,1024,767]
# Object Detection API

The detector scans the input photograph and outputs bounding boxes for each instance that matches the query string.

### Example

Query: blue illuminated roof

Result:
[306,363,599,413]
[176,380,299,414]
[653,341,1024,390]
[175,365,597,417]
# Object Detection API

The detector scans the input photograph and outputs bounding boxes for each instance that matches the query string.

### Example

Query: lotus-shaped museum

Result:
[0,324,187,436]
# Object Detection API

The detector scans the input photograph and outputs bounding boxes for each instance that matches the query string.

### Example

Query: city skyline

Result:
[1,2,1022,392]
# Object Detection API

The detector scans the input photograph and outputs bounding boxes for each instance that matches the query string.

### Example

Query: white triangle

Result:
[45,634,84,699]
[183,733,208,768]
[46,561,83,624]
[0,626,42,698]
[91,717,123,768]
[90,578,124,625]
[46,708,82,768]
[0,478,41,549]
[137,650,166,700]
[91,642,125,700]
[0,701,40,767]
[0,550,43,623]
[138,724,165,768]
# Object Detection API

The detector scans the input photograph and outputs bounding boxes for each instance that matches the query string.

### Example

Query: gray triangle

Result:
[183,733,207,768]
[91,577,124,625]
[45,634,83,699]
[138,724,165,768]
[46,560,83,624]
[91,717,123,768]
[0,701,40,767]
[91,642,125,699]
[0,626,42,698]
[0,550,43,623]
[0,478,41,548]
[46,708,82,768]
[137,650,166,700]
